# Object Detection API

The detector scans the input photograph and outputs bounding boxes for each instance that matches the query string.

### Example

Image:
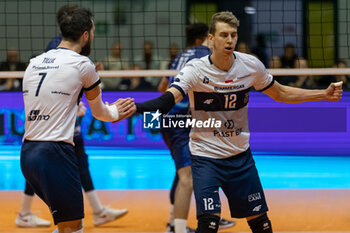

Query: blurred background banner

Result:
[2,91,349,155]
[0,0,349,68]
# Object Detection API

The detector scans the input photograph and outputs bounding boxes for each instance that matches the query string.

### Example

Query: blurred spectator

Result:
[269,56,284,85]
[252,34,269,67]
[281,43,298,68]
[118,64,152,91]
[333,60,349,89]
[160,43,180,70]
[269,56,282,69]
[102,42,130,90]
[291,58,315,88]
[276,43,299,86]
[0,49,27,91]
[134,41,162,89]
[236,41,252,54]
[271,55,314,89]
[318,60,350,90]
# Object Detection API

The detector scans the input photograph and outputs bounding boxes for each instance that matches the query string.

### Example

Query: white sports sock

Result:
[20,194,33,215]
[85,190,104,214]
[174,218,187,233]
[168,204,174,225]
[52,228,58,233]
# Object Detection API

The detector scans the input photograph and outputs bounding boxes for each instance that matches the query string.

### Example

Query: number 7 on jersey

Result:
[35,72,47,96]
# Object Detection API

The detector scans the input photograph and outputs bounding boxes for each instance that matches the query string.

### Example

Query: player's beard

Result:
[80,34,91,56]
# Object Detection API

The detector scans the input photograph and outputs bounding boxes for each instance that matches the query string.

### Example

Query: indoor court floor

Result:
[0,146,350,232]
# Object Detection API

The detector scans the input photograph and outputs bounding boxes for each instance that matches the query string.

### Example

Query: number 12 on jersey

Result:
[224,94,237,109]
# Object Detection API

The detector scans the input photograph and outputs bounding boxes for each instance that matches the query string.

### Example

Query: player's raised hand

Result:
[109,98,136,122]
[325,81,343,101]
[77,102,87,117]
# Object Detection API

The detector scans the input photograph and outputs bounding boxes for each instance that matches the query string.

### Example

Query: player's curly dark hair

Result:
[57,4,93,42]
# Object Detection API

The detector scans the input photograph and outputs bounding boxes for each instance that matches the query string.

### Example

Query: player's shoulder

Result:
[234,51,265,69]
[58,49,95,67]
[234,51,260,63]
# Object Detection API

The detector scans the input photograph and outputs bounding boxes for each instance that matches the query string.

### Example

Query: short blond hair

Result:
[209,11,240,34]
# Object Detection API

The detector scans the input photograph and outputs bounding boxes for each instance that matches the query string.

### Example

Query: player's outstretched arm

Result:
[135,87,184,114]
[263,81,343,103]
[108,98,136,122]
[85,86,135,122]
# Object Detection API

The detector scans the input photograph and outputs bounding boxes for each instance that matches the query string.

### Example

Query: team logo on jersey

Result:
[203,99,214,105]
[203,76,210,84]
[27,110,50,121]
[143,110,162,129]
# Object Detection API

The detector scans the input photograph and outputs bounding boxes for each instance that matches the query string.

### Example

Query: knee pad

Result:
[248,213,272,233]
[196,214,220,233]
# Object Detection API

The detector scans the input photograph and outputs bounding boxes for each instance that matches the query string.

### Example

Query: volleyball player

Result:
[16,5,127,227]
[16,102,128,228]
[159,23,235,233]
[21,4,135,233]
[134,11,343,233]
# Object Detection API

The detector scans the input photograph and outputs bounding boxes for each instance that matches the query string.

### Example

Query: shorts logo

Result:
[27,110,50,121]
[143,110,161,129]
[248,192,261,202]
[252,205,262,212]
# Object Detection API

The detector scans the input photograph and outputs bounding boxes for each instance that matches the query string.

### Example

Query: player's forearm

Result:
[87,93,119,121]
[135,91,175,114]
[277,85,327,103]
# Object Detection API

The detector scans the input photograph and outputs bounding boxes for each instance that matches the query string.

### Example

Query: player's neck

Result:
[210,53,234,71]
[57,40,82,54]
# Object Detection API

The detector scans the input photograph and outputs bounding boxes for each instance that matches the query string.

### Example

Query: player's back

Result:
[23,48,98,145]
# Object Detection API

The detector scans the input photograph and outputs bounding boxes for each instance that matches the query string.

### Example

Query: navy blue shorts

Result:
[191,148,268,218]
[161,128,191,170]
[20,140,84,225]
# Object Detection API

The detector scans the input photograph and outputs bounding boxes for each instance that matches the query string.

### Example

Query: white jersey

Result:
[22,48,100,145]
[171,52,274,159]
